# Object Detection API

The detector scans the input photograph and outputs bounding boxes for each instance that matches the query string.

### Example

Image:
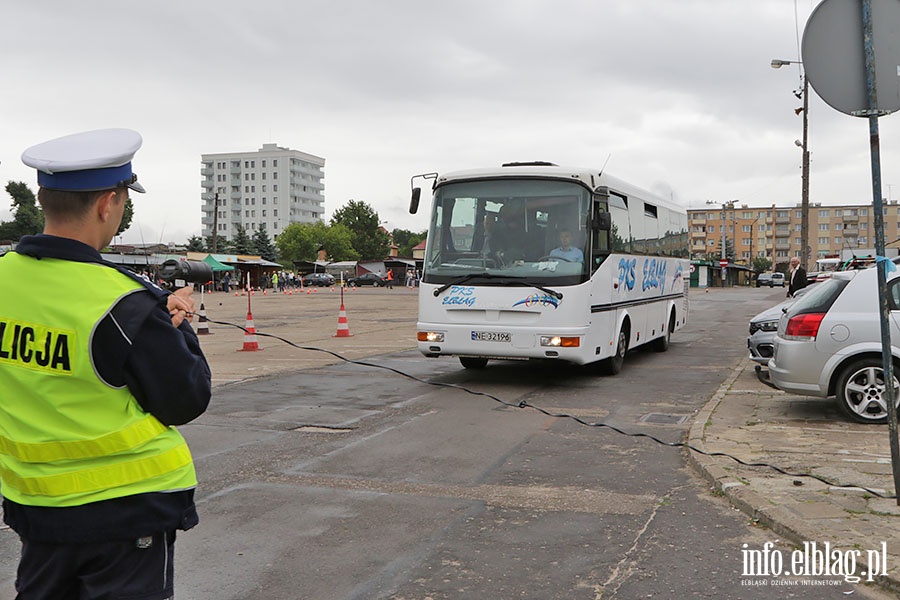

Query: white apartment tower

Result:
[200,143,325,241]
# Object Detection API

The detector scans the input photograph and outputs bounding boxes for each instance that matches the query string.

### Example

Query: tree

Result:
[276,221,358,266]
[0,181,44,241]
[231,225,253,254]
[116,197,134,236]
[717,237,736,262]
[186,235,206,252]
[391,228,427,257]
[252,224,278,262]
[204,234,232,254]
[752,257,772,274]
[330,200,390,260]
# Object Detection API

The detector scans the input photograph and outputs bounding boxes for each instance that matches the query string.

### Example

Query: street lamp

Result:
[748,216,760,270]
[772,58,810,272]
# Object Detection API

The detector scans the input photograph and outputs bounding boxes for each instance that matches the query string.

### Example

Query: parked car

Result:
[768,264,900,423]
[348,272,387,287]
[747,285,813,365]
[756,272,785,287]
[302,272,336,287]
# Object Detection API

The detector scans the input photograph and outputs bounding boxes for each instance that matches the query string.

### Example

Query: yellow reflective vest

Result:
[0,252,197,507]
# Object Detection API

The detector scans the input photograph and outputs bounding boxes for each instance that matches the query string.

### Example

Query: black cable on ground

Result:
[207,318,897,500]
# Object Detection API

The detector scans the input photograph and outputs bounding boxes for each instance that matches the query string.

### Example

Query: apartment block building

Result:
[201,143,325,241]
[688,201,900,269]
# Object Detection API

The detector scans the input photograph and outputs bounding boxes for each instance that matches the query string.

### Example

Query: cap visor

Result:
[128,180,146,193]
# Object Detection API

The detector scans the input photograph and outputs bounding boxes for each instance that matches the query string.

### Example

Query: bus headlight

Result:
[418,331,445,342]
[540,335,580,348]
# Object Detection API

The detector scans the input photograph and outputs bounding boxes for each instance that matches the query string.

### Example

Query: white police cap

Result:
[21,128,146,193]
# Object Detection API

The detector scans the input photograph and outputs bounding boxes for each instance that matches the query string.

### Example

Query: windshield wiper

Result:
[432,273,562,299]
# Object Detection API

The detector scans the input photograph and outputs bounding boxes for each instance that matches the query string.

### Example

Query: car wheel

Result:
[460,357,488,369]
[598,323,629,375]
[835,357,900,424]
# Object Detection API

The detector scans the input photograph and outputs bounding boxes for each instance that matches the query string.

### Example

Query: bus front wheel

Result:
[460,357,489,369]
[598,325,629,375]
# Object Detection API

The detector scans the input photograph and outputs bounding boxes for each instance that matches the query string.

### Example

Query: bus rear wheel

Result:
[653,312,675,353]
[460,357,489,369]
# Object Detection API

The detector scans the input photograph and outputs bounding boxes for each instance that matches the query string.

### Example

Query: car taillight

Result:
[784,313,826,341]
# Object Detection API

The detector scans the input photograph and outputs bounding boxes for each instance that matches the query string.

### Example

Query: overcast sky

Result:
[3,0,899,244]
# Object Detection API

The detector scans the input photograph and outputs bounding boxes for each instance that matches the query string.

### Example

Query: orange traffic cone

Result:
[238,311,262,351]
[196,302,212,335]
[333,303,352,337]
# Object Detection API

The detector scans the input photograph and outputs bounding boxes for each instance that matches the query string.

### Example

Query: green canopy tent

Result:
[203,254,236,292]
[202,254,234,272]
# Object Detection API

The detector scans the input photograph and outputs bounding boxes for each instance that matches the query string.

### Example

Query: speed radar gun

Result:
[158,259,213,290]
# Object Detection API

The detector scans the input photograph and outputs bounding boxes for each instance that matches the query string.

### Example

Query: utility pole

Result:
[800,73,810,271]
[771,204,776,271]
[707,200,734,286]
[721,205,726,286]
[749,216,760,272]
[772,58,811,271]
[212,192,219,254]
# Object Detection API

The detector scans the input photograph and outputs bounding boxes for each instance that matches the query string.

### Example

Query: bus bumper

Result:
[416,323,591,365]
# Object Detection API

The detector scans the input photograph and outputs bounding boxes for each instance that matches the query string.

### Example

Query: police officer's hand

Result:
[168,286,196,327]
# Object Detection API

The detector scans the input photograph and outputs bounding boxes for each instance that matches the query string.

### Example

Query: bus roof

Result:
[434,163,684,213]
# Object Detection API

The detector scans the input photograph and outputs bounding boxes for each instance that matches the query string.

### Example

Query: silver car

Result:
[747,286,812,365]
[768,265,900,423]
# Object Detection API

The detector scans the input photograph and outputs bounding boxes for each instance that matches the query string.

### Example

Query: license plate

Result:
[471,331,511,342]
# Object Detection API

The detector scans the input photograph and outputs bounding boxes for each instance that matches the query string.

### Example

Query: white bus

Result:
[409,161,690,373]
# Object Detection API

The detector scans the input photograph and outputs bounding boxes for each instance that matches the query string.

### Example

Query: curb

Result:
[686,355,900,594]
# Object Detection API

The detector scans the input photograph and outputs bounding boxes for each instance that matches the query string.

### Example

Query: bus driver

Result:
[549,228,584,263]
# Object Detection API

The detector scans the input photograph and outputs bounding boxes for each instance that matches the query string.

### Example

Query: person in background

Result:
[787,256,808,297]
[386,268,394,289]
[0,128,211,600]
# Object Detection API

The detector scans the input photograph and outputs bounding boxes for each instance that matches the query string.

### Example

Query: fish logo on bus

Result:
[513,293,561,309]
[672,265,684,290]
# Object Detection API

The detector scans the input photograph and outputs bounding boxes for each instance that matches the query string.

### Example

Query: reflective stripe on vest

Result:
[0,442,193,497]
[0,414,167,462]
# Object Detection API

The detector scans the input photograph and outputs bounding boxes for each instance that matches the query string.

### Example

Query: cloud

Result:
[4,1,900,244]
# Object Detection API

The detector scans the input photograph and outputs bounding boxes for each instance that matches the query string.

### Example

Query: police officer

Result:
[0,129,211,600]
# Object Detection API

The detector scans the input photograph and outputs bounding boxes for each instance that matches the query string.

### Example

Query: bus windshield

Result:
[422,178,591,285]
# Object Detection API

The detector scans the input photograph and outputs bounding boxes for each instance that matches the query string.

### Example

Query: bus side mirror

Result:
[593,210,611,231]
[409,187,421,214]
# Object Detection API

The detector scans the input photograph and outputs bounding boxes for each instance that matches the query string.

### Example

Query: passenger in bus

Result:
[549,228,584,263]
[489,204,527,264]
